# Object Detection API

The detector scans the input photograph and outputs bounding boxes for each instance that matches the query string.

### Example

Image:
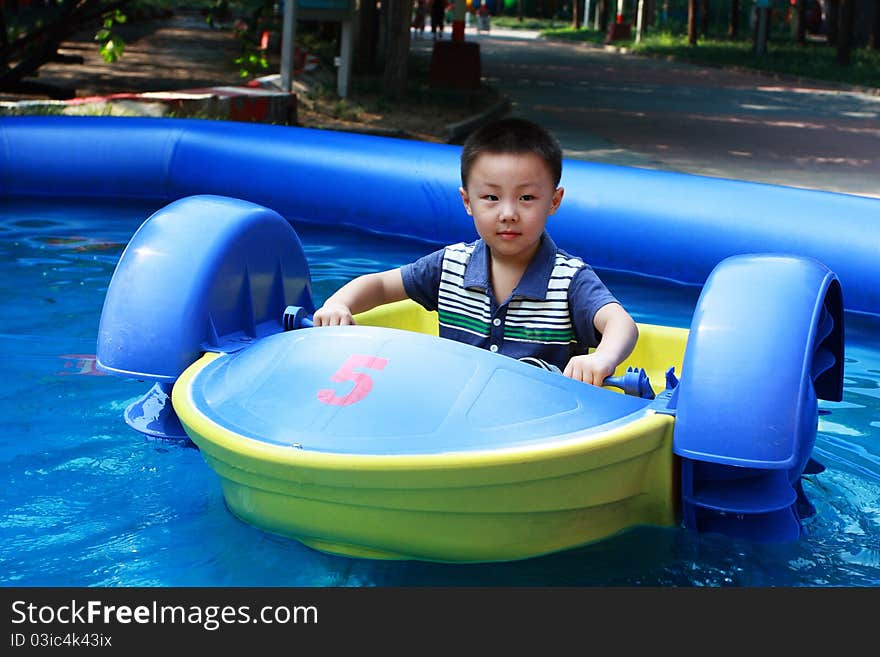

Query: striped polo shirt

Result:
[400,233,618,371]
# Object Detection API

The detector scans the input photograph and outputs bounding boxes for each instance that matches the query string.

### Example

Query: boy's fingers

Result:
[313,307,356,327]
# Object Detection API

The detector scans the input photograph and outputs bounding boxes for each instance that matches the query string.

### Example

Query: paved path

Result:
[415,27,880,198]
[0,12,241,101]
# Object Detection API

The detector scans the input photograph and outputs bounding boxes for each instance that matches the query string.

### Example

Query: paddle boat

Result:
[3,116,866,562]
[95,194,844,563]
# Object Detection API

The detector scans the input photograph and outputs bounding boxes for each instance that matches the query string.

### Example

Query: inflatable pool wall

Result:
[2,115,879,317]
[95,195,844,551]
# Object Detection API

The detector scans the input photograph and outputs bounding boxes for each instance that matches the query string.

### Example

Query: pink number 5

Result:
[317,354,389,406]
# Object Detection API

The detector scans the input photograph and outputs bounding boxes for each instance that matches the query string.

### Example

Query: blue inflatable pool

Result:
[1,115,878,315]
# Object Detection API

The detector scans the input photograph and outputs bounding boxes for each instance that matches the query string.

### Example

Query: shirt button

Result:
[492,318,501,326]
[489,344,499,352]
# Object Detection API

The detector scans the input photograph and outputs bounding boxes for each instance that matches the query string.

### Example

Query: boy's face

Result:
[459,151,564,266]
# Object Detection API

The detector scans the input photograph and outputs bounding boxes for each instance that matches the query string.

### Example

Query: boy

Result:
[313,118,638,386]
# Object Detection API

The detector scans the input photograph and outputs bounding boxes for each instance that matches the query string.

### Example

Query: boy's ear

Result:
[459,187,472,215]
[549,187,565,215]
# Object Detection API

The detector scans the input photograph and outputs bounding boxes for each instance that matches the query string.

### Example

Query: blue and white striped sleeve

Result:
[400,246,446,312]
[568,265,619,348]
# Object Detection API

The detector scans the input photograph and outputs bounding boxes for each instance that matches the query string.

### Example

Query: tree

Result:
[754,3,770,55]
[792,0,806,45]
[700,0,710,37]
[573,0,584,29]
[1,0,134,98]
[871,0,880,49]
[687,0,698,44]
[826,0,839,45]
[383,0,411,99]
[357,0,380,73]
[728,0,739,38]
[835,0,855,65]
[597,0,610,32]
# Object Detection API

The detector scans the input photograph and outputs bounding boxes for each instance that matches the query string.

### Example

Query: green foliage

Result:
[233,49,269,78]
[94,9,128,63]
[231,14,269,78]
[542,26,605,44]
[196,1,276,79]
[491,16,569,30]
[541,26,880,90]
[495,0,570,20]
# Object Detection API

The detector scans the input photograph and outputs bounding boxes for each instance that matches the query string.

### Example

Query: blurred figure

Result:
[431,0,445,39]
[477,2,491,33]
[413,0,427,38]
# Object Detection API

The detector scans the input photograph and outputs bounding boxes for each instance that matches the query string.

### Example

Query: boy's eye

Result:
[520,195,535,201]
[483,194,499,201]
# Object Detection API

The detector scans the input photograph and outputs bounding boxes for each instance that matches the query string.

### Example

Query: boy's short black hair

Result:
[460,117,563,188]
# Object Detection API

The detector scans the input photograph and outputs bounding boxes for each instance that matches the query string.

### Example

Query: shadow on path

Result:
[438,29,880,198]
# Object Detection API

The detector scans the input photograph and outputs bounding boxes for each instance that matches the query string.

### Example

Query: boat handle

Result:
[283,305,314,330]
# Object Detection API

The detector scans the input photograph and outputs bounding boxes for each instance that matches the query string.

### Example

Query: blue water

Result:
[1,197,878,587]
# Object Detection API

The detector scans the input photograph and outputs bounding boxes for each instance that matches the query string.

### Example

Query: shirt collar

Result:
[463,233,558,301]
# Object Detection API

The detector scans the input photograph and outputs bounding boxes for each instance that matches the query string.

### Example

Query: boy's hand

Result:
[563,353,618,387]
[313,302,356,326]
[311,269,408,328]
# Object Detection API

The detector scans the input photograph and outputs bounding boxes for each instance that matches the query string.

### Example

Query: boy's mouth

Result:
[497,230,520,239]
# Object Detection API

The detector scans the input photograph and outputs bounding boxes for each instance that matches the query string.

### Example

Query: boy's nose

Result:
[499,201,517,221]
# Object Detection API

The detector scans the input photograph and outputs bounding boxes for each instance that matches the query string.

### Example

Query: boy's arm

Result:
[563,302,639,386]
[313,268,408,326]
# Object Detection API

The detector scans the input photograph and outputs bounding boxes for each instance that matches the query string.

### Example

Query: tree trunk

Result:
[357,0,380,73]
[729,0,739,38]
[573,0,583,28]
[687,0,698,44]
[754,6,770,54]
[700,0,710,37]
[871,0,880,49]
[835,0,855,65]
[383,0,412,99]
[792,0,806,44]
[827,0,839,45]
[598,0,611,31]
[0,10,9,59]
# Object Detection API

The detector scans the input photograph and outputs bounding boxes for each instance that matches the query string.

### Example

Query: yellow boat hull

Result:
[173,300,686,562]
